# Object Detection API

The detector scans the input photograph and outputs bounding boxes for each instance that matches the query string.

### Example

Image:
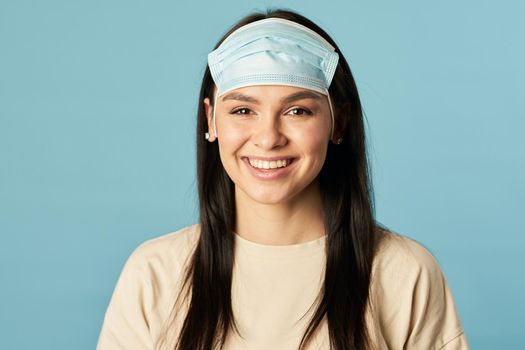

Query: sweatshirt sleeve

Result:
[370,235,469,350]
[96,246,155,350]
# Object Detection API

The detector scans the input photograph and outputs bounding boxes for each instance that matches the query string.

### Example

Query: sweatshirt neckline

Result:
[233,231,327,260]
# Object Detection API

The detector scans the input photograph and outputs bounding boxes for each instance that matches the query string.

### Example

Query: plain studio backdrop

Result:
[0,0,523,349]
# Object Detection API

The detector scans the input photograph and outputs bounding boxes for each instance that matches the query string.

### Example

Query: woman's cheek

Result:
[218,124,249,152]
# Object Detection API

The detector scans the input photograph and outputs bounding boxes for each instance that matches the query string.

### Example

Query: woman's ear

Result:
[203,97,217,142]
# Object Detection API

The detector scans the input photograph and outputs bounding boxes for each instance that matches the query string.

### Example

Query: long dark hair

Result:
[159,8,385,350]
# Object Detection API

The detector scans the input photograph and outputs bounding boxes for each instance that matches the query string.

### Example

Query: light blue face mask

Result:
[207,17,339,138]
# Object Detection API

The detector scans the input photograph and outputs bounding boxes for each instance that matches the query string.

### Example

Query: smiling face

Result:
[204,85,334,206]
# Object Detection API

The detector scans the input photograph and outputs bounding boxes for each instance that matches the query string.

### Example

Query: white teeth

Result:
[248,158,291,169]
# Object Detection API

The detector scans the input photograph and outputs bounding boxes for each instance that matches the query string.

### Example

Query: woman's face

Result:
[204,85,333,205]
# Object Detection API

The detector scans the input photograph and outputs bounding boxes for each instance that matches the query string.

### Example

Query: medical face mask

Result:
[207,17,339,138]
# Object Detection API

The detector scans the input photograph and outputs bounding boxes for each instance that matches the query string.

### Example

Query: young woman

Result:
[97,9,469,350]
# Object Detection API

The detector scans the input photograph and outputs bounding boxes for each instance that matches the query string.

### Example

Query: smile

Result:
[241,156,297,180]
[248,158,293,169]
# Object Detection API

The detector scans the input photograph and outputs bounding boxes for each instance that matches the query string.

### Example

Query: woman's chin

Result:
[235,186,296,206]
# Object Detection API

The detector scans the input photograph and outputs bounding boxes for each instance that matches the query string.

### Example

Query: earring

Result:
[335,137,343,144]
[205,132,210,140]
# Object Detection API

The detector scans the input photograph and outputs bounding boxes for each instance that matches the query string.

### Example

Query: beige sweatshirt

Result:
[97,224,468,349]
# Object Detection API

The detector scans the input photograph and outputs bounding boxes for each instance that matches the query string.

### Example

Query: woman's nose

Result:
[252,115,287,150]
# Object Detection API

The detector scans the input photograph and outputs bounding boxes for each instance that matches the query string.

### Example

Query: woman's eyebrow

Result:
[221,90,322,104]
[222,92,259,103]
[281,91,322,104]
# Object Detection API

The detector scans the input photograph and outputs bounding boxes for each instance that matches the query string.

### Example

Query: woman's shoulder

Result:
[370,227,450,298]
[133,224,201,256]
[122,224,201,276]
[373,227,441,275]
[369,228,468,349]
[97,225,201,349]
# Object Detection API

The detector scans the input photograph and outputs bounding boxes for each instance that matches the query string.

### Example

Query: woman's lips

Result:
[242,157,296,180]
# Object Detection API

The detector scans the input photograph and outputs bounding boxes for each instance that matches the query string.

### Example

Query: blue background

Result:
[1,0,523,348]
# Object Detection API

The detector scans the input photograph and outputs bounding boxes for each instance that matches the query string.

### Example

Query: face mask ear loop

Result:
[326,88,335,140]
[212,91,219,138]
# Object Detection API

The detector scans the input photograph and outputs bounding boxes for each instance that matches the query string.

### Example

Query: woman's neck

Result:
[234,180,326,245]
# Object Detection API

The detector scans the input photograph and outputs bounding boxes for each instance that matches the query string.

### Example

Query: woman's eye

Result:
[287,107,313,116]
[231,107,252,115]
